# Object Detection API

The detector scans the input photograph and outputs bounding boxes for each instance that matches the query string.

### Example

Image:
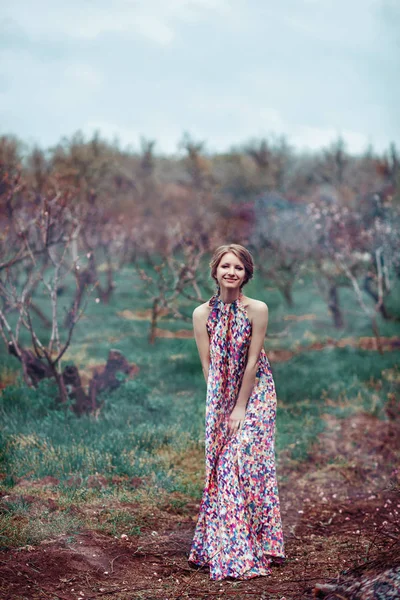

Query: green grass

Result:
[0,504,84,548]
[95,508,142,537]
[0,262,399,546]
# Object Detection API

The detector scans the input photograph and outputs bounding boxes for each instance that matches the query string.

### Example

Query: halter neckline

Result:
[210,290,244,309]
[220,296,240,305]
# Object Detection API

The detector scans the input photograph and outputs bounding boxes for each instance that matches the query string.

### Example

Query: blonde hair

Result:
[210,244,254,288]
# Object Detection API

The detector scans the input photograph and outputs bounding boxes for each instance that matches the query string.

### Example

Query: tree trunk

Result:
[8,342,136,415]
[98,265,115,304]
[63,364,92,414]
[370,316,383,355]
[8,343,52,385]
[328,284,344,328]
[281,281,294,307]
[64,268,94,328]
[149,298,159,344]
[52,366,68,404]
[363,275,391,320]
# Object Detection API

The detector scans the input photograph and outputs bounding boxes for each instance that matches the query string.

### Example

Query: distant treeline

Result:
[0,130,399,405]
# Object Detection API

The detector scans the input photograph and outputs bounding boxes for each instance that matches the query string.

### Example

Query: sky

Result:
[0,0,399,155]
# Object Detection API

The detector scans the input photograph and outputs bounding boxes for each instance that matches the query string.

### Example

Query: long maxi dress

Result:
[188,293,285,580]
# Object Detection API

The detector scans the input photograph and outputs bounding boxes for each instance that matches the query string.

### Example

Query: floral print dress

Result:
[188,293,285,580]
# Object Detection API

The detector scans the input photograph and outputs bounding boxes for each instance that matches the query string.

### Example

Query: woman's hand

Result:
[227,404,246,436]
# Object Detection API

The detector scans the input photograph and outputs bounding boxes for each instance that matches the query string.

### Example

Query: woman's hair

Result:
[210,244,254,288]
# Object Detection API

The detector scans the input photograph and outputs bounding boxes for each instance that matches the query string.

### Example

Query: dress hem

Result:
[188,553,286,581]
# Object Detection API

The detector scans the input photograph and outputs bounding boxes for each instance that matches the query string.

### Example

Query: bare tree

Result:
[252,194,314,306]
[306,194,400,343]
[0,192,92,402]
[179,132,213,189]
[244,136,293,192]
[136,226,209,343]
[0,187,136,413]
[140,137,156,178]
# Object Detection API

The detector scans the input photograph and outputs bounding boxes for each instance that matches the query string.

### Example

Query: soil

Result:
[116,305,400,352]
[268,336,400,363]
[1,412,399,600]
[157,329,400,355]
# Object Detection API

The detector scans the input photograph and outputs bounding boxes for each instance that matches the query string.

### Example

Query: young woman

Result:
[188,243,285,580]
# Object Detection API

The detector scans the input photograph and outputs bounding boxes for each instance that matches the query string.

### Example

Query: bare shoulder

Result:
[242,296,269,321]
[193,301,212,325]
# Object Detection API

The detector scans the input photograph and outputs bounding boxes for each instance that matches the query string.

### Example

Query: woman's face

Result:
[216,251,246,291]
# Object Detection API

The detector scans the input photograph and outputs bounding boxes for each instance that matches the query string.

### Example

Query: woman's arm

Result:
[193,304,210,383]
[227,301,268,434]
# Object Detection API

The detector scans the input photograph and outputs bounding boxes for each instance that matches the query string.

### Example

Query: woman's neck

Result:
[218,287,241,304]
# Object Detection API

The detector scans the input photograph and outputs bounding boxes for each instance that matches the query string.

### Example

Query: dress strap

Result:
[208,292,219,307]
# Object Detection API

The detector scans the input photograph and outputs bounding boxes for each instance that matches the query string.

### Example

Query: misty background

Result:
[1,0,399,153]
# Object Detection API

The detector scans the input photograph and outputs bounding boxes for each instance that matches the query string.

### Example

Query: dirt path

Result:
[1,413,399,600]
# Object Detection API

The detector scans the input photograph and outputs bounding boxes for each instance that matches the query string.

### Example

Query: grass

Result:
[95,508,142,537]
[0,263,399,547]
[0,504,84,548]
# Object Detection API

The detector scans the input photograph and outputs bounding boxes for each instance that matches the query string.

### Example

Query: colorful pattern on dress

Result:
[188,293,285,580]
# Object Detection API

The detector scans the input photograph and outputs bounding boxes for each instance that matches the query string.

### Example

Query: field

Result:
[1,266,400,599]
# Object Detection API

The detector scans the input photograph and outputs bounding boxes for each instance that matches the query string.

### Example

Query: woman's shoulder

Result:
[192,300,212,323]
[241,295,268,312]
[241,295,268,320]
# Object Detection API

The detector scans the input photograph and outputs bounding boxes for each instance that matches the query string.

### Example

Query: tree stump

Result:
[8,342,52,386]
[7,343,137,415]
[63,364,93,415]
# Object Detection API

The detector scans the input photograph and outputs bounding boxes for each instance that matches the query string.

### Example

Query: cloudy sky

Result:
[0,0,398,154]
